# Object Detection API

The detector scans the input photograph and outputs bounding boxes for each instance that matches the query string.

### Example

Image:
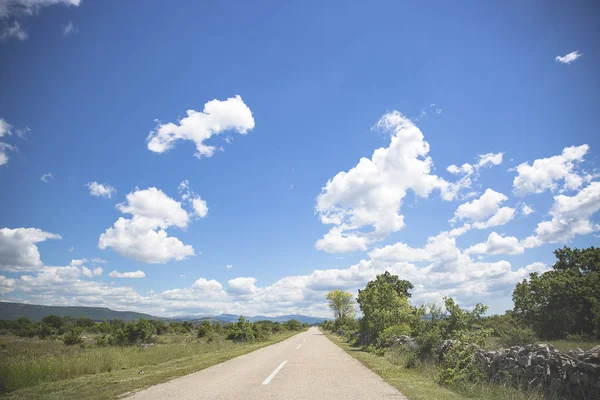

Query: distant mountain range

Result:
[0,302,327,325]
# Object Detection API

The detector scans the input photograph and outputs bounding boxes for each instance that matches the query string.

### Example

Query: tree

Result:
[357,272,414,343]
[512,246,600,339]
[326,289,355,328]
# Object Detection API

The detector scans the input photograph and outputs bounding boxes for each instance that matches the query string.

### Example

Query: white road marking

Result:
[262,360,288,385]
[296,344,302,349]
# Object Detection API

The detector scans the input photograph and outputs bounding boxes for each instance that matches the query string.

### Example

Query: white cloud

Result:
[178,180,208,218]
[472,207,516,230]
[512,145,590,196]
[0,275,16,294]
[523,181,600,247]
[0,0,80,41]
[192,277,222,292]
[465,232,524,255]
[0,0,81,17]
[62,20,75,36]
[228,277,257,295]
[521,203,534,216]
[91,257,106,264]
[98,186,202,263]
[98,216,195,264]
[41,172,54,183]
[0,143,15,166]
[0,118,11,137]
[82,265,103,278]
[0,118,20,166]
[446,152,503,194]
[147,95,255,158]
[315,111,453,252]
[86,182,116,198]
[0,20,27,40]
[315,227,369,253]
[225,264,232,269]
[109,270,146,279]
[117,187,189,228]
[452,189,514,228]
[0,228,61,272]
[369,231,459,263]
[555,50,582,64]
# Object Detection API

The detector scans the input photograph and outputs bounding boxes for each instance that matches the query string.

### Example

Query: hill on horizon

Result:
[0,302,327,325]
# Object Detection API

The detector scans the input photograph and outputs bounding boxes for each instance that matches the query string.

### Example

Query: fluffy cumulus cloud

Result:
[192,278,222,292]
[556,50,582,64]
[0,275,16,294]
[109,270,145,279]
[512,145,592,196]
[451,189,515,232]
[523,181,600,248]
[86,182,116,198]
[315,112,458,253]
[227,277,258,295]
[98,185,206,263]
[1,226,553,317]
[0,228,61,272]
[147,95,255,159]
[465,232,524,255]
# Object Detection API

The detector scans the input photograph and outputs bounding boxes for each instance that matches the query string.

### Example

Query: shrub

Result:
[226,317,256,342]
[497,325,537,347]
[437,329,491,386]
[282,319,302,331]
[95,335,110,347]
[63,329,83,346]
[380,324,412,346]
[197,322,213,338]
[38,324,57,339]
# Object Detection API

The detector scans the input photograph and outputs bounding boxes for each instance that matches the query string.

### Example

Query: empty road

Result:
[128,326,406,399]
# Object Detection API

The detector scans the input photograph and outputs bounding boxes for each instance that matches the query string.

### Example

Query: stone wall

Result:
[474,343,600,399]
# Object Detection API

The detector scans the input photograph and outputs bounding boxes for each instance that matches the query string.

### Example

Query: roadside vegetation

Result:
[0,315,306,399]
[321,245,600,400]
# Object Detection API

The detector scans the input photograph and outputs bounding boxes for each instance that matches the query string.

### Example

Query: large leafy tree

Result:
[326,289,355,328]
[512,246,600,339]
[357,272,414,342]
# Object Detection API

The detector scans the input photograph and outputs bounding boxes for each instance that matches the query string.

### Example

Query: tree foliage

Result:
[512,246,600,339]
[357,272,414,343]
[326,289,355,328]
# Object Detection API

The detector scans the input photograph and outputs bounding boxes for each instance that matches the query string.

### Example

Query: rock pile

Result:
[475,344,600,399]
[382,335,418,351]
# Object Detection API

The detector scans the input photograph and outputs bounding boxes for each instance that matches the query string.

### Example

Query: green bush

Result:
[437,329,490,386]
[497,325,537,347]
[197,322,213,338]
[282,319,302,331]
[226,317,256,342]
[38,324,56,339]
[380,324,412,345]
[63,329,83,346]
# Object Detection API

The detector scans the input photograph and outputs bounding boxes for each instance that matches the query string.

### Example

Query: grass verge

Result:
[0,331,301,400]
[324,331,543,400]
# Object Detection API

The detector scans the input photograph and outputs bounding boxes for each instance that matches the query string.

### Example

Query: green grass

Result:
[324,331,543,400]
[0,331,301,400]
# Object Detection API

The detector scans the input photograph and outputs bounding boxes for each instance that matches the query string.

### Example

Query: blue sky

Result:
[0,0,598,317]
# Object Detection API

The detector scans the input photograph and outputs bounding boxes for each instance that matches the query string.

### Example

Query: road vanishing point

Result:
[128,326,407,399]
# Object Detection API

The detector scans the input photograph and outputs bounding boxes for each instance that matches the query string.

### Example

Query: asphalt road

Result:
[128,326,407,399]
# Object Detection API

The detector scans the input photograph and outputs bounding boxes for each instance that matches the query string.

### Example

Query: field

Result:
[0,330,300,400]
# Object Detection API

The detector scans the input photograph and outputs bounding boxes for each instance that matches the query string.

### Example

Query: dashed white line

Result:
[296,344,302,349]
[262,360,288,385]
